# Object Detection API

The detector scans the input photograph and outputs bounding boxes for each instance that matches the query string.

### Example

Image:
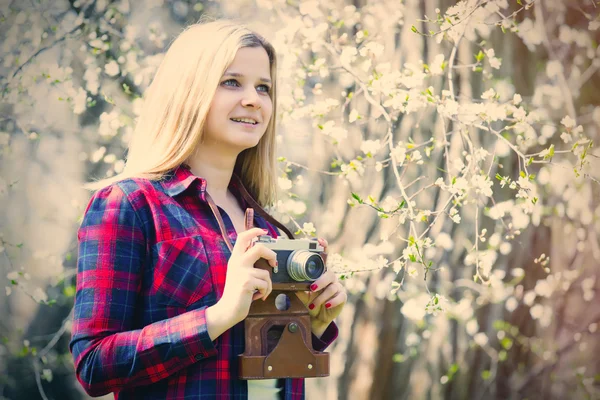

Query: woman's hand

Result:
[217,228,278,325]
[295,238,347,337]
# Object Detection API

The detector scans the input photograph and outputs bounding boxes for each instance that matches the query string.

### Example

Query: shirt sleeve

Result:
[311,321,339,352]
[69,183,218,397]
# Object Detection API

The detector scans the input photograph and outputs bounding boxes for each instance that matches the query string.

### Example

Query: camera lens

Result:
[287,250,324,281]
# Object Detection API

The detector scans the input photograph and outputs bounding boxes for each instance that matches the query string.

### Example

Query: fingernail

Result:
[310,284,318,291]
[308,303,315,310]
[325,303,331,309]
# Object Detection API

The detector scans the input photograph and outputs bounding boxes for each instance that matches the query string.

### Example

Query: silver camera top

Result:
[255,235,324,252]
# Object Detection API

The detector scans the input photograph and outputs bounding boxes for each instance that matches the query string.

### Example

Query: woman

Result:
[70,19,347,399]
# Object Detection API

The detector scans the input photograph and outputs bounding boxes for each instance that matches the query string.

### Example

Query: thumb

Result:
[231,227,268,258]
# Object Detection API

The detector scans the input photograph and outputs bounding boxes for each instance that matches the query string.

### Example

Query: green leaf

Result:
[481,370,491,380]
[411,25,418,33]
[63,285,76,298]
[500,337,513,350]
[475,50,485,62]
[351,193,363,204]
[519,171,526,178]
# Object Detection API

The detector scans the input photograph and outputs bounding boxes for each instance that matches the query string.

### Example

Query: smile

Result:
[230,118,258,125]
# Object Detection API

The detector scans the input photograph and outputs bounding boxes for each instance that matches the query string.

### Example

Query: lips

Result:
[230,117,259,124]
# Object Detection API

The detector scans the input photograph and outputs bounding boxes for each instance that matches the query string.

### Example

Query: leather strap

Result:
[204,176,295,253]
[244,208,254,231]
[205,191,235,252]
[231,174,295,240]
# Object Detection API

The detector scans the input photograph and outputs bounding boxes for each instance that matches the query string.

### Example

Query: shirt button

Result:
[195,354,203,360]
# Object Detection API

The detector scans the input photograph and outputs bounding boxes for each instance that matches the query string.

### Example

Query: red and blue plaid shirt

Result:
[70,165,338,399]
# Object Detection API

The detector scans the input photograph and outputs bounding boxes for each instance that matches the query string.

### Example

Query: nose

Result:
[241,87,262,109]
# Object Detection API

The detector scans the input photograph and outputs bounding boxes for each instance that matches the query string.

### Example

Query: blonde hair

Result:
[85,19,278,207]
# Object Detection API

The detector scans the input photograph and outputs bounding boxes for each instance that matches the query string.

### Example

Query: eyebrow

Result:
[223,72,272,85]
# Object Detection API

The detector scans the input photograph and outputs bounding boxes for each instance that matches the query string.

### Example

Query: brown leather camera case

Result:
[238,260,330,379]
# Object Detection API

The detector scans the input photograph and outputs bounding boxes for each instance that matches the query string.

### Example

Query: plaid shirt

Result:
[70,166,338,399]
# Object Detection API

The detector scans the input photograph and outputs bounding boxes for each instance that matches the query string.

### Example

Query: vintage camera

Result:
[253,235,325,291]
[238,235,330,379]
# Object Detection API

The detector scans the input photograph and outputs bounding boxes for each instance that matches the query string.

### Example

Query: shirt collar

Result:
[160,164,248,208]
[160,164,207,199]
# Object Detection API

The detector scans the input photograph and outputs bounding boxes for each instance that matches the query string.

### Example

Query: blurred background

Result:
[1,0,599,399]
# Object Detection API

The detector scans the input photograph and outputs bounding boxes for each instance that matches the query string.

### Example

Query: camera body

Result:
[253,235,326,291]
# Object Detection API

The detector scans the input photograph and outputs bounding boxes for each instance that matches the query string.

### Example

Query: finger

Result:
[317,238,328,251]
[249,268,272,300]
[320,290,347,310]
[317,238,328,266]
[232,228,269,258]
[243,243,278,268]
[309,282,341,309]
[309,270,336,293]
[249,277,269,301]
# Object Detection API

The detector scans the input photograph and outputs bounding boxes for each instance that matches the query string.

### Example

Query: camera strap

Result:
[205,174,296,252]
[231,174,295,240]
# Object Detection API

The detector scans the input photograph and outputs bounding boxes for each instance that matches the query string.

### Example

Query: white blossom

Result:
[561,115,576,129]
[301,222,316,236]
[513,93,522,105]
[391,142,407,165]
[400,293,429,321]
[104,60,120,77]
[32,287,48,303]
[360,139,381,156]
[481,88,496,100]
[429,53,445,75]
[277,177,293,190]
[474,332,488,346]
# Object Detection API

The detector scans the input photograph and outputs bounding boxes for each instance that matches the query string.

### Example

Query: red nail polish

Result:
[308,303,315,310]
[310,284,318,291]
[325,303,331,309]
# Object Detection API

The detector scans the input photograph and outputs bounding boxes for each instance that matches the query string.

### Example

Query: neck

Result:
[186,145,240,203]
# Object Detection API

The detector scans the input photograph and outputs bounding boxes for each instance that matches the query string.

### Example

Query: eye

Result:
[222,79,240,87]
[257,84,271,93]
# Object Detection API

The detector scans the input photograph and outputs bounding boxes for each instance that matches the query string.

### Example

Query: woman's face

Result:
[203,46,273,153]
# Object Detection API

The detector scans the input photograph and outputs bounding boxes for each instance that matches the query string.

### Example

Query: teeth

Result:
[231,118,257,124]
